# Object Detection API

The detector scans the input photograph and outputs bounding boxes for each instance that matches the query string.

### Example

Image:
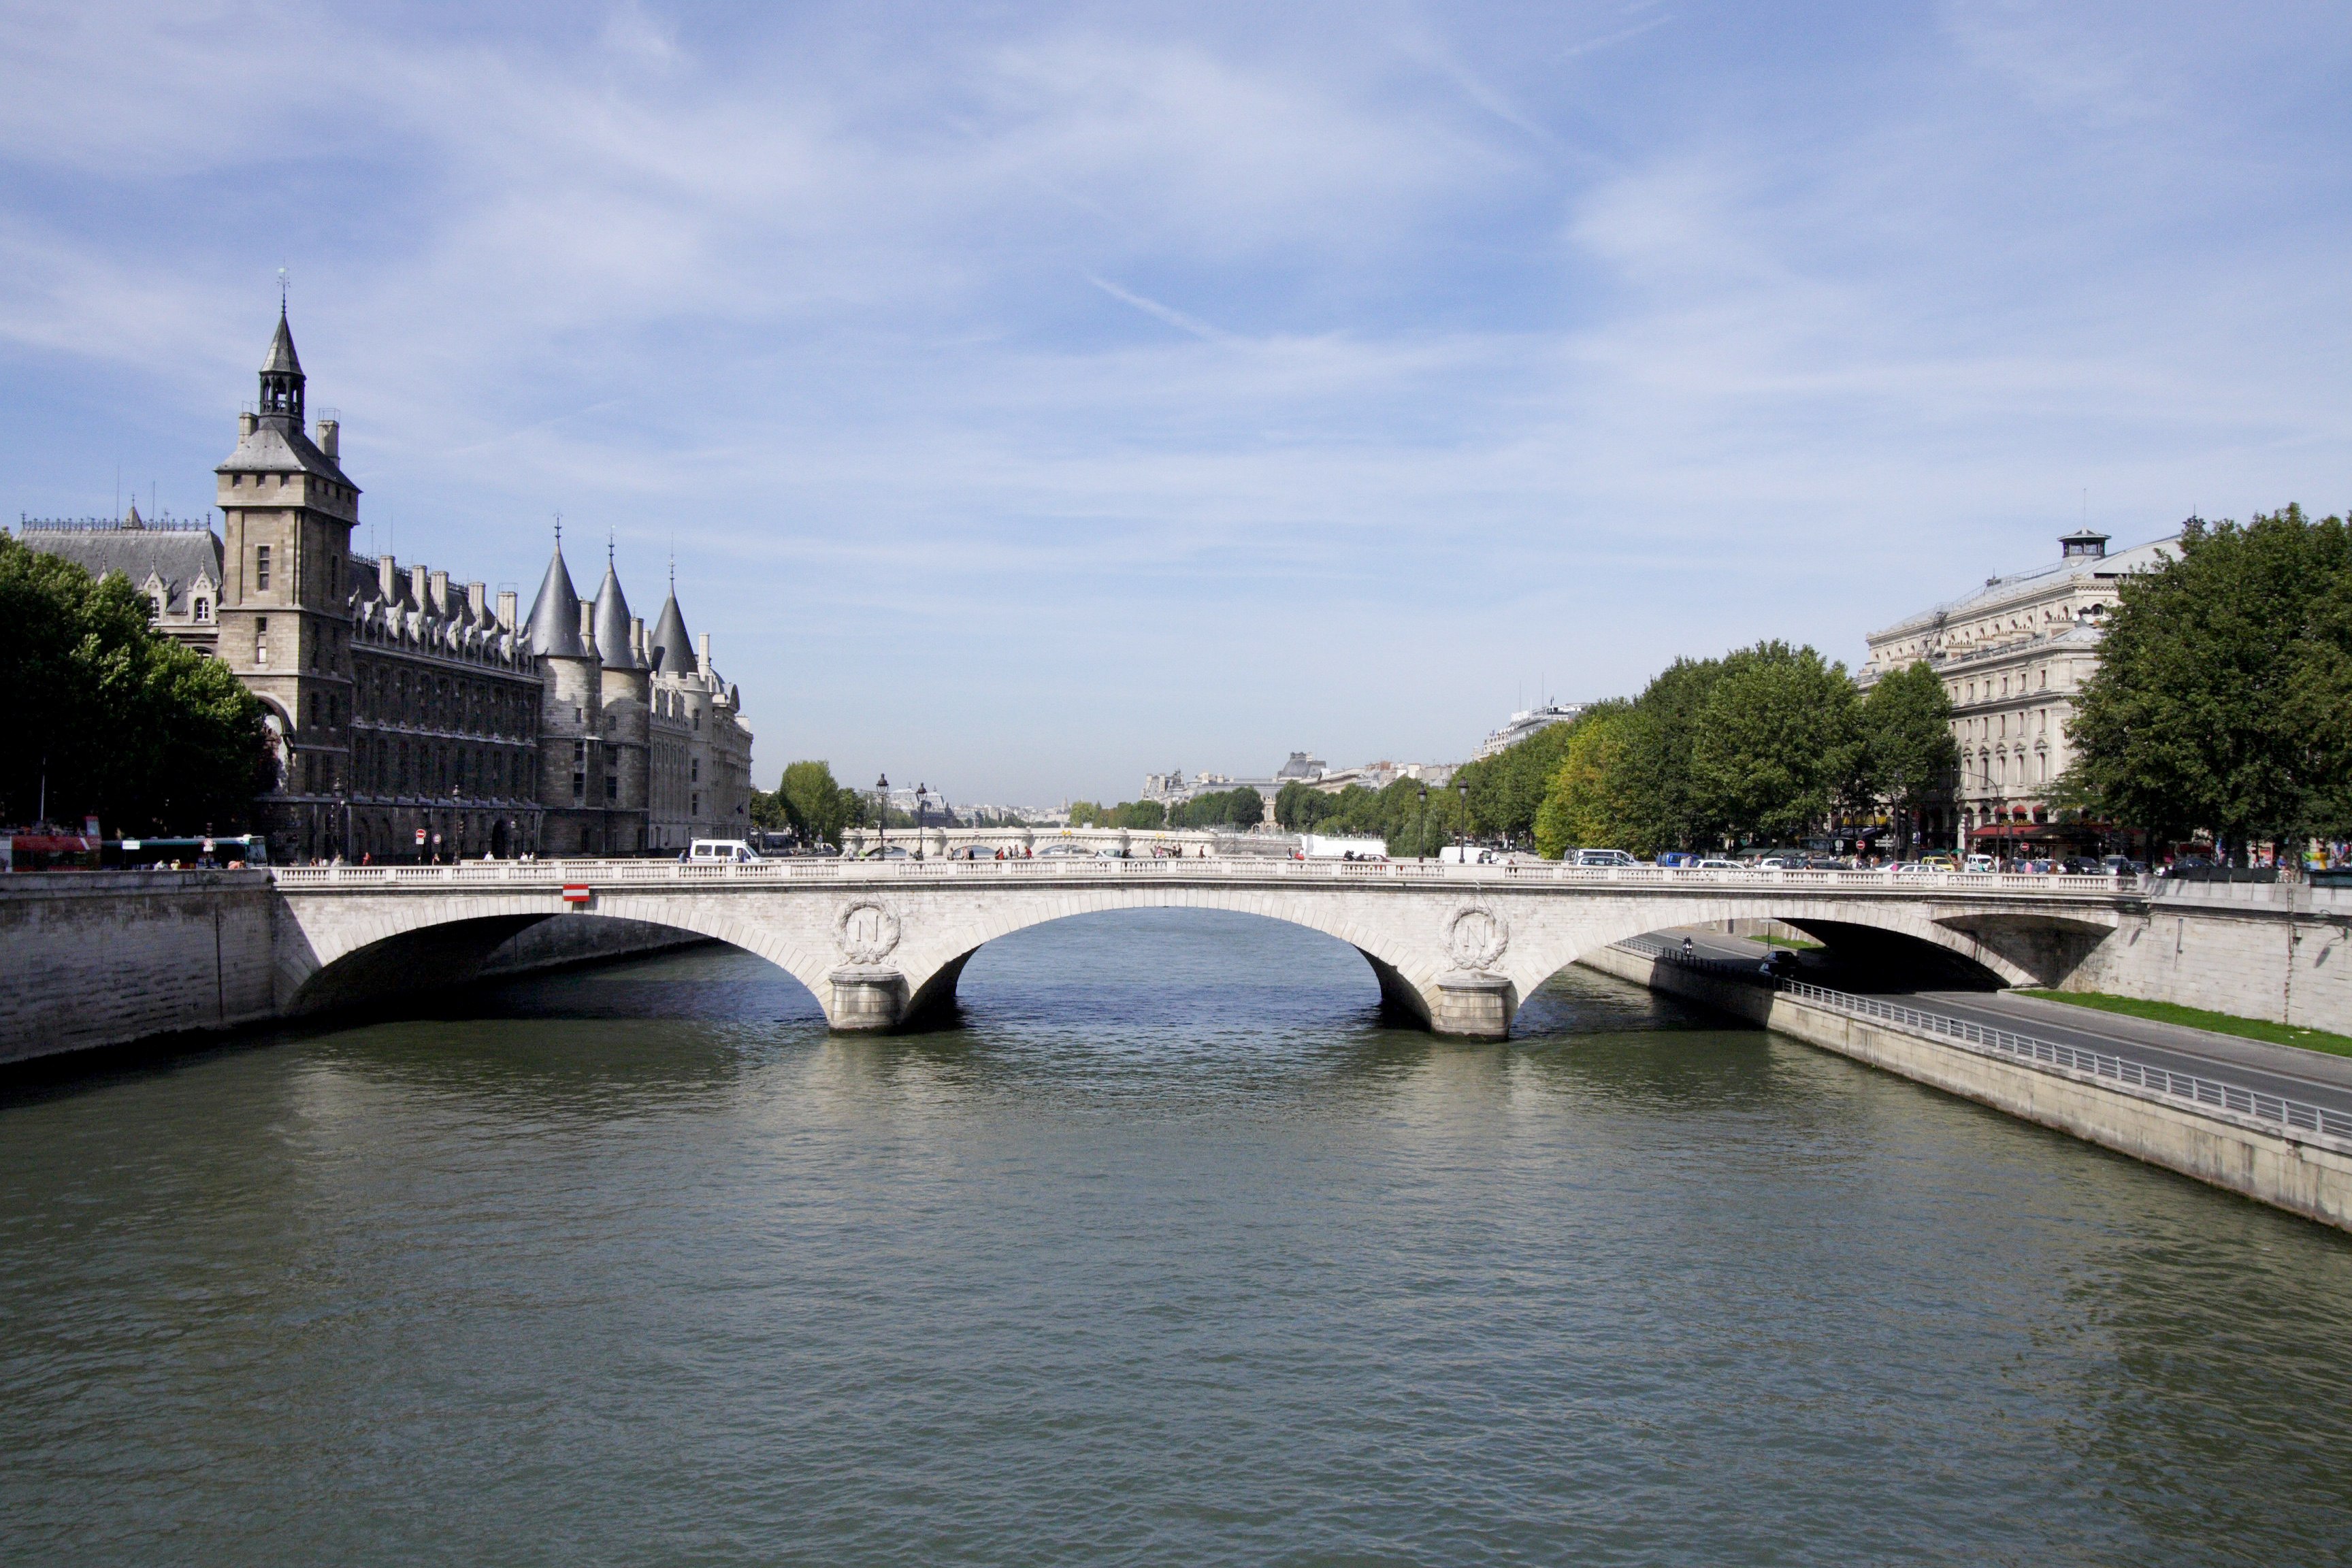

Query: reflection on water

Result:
[2,908,2349,1567]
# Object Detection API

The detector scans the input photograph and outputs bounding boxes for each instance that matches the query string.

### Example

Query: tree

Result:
[1275,779,1335,830]
[1688,641,1861,846]
[771,760,853,846]
[1609,655,1730,854]
[1454,718,1582,845]
[1857,661,1958,855]
[1533,704,1635,858]
[1,535,272,831]
[1110,800,1166,830]
[2065,508,2351,860]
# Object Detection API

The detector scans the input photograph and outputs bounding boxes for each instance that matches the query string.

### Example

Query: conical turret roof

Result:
[650,584,692,675]
[525,538,585,658]
[261,307,302,376]
[591,552,642,672]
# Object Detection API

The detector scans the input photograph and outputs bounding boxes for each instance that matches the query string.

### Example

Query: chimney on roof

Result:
[315,417,339,461]
[468,581,487,621]
[239,409,258,438]
[429,569,450,616]
[698,633,712,679]
[630,616,646,665]
[495,589,517,633]
[410,564,429,607]
[578,601,596,653]
[379,555,399,600]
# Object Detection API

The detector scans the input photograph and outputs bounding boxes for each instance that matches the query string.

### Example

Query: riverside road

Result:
[1667,927,2352,1121]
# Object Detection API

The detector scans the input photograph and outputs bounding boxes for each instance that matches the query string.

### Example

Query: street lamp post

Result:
[875,773,888,860]
[914,782,929,860]
[1455,777,1468,858]
[1417,782,1428,864]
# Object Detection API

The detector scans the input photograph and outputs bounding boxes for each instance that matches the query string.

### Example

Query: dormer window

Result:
[194,598,210,621]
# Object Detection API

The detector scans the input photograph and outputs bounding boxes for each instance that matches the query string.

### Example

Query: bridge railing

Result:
[267,858,2130,896]
[1616,935,2352,1143]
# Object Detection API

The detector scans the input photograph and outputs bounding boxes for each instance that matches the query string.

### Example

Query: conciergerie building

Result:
[18,308,753,861]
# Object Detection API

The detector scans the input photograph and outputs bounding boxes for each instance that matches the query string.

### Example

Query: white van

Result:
[1963,853,1997,872]
[687,839,764,864]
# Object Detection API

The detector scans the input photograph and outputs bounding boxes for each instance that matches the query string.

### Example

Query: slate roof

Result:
[261,309,302,376]
[19,518,223,615]
[649,591,692,675]
[525,541,586,658]
[591,557,643,672]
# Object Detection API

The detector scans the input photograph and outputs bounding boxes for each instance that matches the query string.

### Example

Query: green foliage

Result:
[1453,719,1578,845]
[1110,800,1166,830]
[1607,657,1728,854]
[1066,800,1103,828]
[1524,643,1868,856]
[2065,507,2352,853]
[1856,661,1959,852]
[1274,779,1333,830]
[750,760,855,845]
[1533,703,1635,858]
[1688,641,1862,846]
[0,534,271,832]
[1170,787,1266,830]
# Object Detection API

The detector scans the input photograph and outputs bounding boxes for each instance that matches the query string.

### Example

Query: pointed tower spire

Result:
[259,301,304,423]
[592,546,643,672]
[524,523,585,657]
[650,577,693,677]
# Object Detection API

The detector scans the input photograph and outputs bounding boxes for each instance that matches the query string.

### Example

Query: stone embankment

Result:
[1579,942,2352,1234]
[0,871,699,1066]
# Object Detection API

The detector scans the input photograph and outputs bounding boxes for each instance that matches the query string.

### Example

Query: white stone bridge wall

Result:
[269,860,2140,1039]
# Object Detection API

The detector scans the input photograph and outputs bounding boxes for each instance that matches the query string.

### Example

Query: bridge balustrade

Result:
[270,859,2129,895]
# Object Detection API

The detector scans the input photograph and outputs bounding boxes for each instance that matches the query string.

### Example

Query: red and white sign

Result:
[561,884,593,904]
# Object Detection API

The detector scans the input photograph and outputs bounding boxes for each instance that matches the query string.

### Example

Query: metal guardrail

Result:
[267,857,2132,896]
[1618,936,2352,1143]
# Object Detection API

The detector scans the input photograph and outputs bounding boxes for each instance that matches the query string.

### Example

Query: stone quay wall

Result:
[0,870,280,1065]
[1580,942,2352,1234]
[0,872,700,1066]
[2058,881,2352,1030]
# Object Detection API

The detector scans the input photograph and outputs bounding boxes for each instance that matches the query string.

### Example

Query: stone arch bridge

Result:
[269,859,2140,1039]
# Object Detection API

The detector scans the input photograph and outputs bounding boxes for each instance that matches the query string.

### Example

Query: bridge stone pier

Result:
[269,860,2138,1039]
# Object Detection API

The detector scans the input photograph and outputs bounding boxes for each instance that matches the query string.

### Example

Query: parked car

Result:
[1917,853,1960,872]
[1695,858,1741,870]
[2056,857,2104,875]
[1758,949,1801,978]
[1963,853,1997,872]
[2101,855,2145,876]
[1571,848,1640,868]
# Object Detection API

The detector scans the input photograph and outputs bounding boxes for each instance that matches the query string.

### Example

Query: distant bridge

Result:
[269,860,2140,1039]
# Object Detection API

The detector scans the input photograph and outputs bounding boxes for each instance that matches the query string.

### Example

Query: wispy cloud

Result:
[0,1,2346,800]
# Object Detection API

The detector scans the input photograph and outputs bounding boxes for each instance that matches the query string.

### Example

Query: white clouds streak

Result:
[0,1,2347,800]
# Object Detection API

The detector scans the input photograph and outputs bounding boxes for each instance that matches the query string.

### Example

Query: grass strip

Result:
[2017,990,2352,1059]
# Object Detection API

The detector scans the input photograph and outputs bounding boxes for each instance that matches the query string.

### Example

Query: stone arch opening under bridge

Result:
[271,864,2129,1039]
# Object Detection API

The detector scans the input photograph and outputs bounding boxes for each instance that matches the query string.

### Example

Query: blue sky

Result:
[3,1,2347,804]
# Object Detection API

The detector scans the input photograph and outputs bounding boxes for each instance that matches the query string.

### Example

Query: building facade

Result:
[17,307,754,861]
[1861,527,2178,850]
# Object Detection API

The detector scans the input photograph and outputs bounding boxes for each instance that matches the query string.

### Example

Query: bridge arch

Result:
[272,870,2127,1039]
[855,883,1460,1032]
[276,894,833,1017]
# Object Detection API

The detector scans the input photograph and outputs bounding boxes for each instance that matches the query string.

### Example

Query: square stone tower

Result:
[214,306,361,859]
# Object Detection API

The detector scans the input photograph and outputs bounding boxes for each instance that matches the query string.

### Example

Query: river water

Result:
[4,909,2350,1566]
